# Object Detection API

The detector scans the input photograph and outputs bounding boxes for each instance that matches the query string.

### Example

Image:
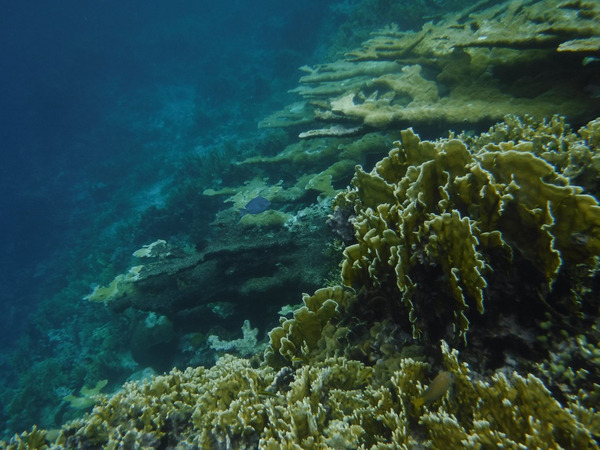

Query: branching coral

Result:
[7,342,600,449]
[421,342,600,449]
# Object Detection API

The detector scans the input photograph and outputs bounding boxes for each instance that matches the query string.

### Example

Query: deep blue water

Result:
[0,0,336,346]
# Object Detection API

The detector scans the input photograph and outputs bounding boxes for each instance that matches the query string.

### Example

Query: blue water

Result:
[0,0,473,438]
[0,0,330,343]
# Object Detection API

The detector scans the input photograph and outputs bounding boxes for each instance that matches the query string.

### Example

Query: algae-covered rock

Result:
[63,380,108,410]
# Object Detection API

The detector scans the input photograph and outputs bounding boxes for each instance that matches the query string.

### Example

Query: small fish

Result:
[240,196,271,216]
[570,232,590,246]
[258,390,278,398]
[413,371,454,408]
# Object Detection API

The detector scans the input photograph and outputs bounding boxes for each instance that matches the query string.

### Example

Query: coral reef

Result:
[4,115,600,448]
[210,132,392,204]
[5,0,600,442]
[535,325,600,407]
[266,286,356,366]
[82,202,334,340]
[5,342,599,449]
[421,342,600,449]
[262,116,600,442]
[262,0,600,135]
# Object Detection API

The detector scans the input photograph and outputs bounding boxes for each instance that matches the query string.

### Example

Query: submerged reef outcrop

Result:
[261,0,600,135]
[81,204,334,329]
[6,116,600,449]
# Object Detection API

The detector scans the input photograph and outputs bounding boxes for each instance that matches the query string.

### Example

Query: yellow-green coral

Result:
[7,342,600,449]
[338,120,600,341]
[215,133,391,204]
[266,286,355,366]
[420,342,600,449]
[239,209,292,228]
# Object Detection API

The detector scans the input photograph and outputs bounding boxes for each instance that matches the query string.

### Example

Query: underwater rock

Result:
[83,241,202,312]
[83,199,335,357]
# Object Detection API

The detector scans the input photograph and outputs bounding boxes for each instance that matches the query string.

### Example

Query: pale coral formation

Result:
[262,0,600,134]
[208,320,265,357]
[131,239,170,259]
